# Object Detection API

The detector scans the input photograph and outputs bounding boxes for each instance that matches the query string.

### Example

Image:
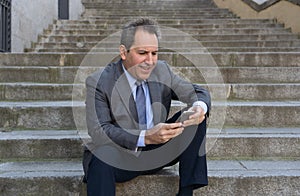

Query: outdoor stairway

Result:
[25,0,300,53]
[1,0,300,195]
[27,18,300,53]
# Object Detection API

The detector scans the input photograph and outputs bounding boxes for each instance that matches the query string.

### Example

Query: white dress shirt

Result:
[122,65,207,148]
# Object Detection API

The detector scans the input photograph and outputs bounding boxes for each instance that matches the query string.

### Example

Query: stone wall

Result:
[70,0,84,20]
[11,0,83,52]
[213,0,300,34]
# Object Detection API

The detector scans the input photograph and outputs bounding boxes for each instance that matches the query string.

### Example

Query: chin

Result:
[138,74,151,81]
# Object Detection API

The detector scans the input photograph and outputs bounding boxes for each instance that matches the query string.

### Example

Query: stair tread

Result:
[0,100,300,107]
[0,130,79,140]
[1,128,299,140]
[1,82,298,85]
[39,32,296,36]
[1,159,299,178]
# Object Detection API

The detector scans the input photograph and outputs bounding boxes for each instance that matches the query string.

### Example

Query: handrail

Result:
[242,0,280,11]
[213,0,300,34]
[286,0,300,6]
[242,0,300,11]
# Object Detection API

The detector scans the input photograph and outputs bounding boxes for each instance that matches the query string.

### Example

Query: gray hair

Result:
[120,18,161,50]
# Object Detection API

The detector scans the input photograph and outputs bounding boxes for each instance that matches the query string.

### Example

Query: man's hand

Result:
[144,123,184,145]
[182,106,206,127]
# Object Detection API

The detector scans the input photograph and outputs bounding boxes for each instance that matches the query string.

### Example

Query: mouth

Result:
[138,63,154,71]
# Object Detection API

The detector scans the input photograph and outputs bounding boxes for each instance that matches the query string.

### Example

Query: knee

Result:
[86,155,116,196]
[88,154,113,175]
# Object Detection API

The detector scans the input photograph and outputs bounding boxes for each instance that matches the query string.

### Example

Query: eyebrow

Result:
[137,49,158,53]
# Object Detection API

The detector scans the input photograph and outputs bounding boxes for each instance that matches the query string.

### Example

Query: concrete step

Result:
[1,66,299,84]
[82,13,237,20]
[82,9,234,15]
[207,127,300,158]
[0,101,299,130]
[0,128,299,159]
[82,3,217,9]
[0,66,92,83]
[28,41,213,51]
[201,40,300,47]
[0,101,81,131]
[82,0,215,4]
[0,130,83,159]
[81,0,216,4]
[2,53,300,67]
[28,47,300,53]
[85,9,236,14]
[227,83,300,101]
[31,40,300,49]
[82,2,218,9]
[42,28,289,36]
[37,33,298,43]
[1,83,299,101]
[81,0,212,2]
[82,9,233,16]
[54,18,279,26]
[207,47,300,52]
[51,23,285,31]
[0,159,299,195]
[0,83,82,101]
[82,6,227,10]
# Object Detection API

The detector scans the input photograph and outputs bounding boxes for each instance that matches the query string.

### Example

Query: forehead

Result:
[131,29,158,49]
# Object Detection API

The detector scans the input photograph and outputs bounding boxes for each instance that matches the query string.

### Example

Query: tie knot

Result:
[135,80,143,86]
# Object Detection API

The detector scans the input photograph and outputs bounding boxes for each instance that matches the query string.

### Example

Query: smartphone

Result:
[176,111,195,123]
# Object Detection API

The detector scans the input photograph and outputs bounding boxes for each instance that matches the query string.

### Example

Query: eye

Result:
[152,51,158,56]
[138,51,147,55]
[137,50,158,56]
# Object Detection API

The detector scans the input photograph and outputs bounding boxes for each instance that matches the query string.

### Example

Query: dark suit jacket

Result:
[85,59,211,151]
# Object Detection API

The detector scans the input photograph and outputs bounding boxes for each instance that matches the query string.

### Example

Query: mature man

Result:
[83,17,211,196]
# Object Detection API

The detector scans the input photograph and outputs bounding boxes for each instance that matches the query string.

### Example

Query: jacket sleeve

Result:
[159,61,211,114]
[85,71,140,151]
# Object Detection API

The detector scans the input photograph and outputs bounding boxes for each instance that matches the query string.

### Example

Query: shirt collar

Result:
[122,64,146,89]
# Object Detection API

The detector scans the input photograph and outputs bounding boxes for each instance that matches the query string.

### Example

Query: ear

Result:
[119,45,127,60]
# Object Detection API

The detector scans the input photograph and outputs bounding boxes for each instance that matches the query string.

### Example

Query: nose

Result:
[145,53,155,65]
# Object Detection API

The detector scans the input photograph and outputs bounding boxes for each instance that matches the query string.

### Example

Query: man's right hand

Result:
[144,123,184,145]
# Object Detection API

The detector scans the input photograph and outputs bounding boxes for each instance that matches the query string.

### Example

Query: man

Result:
[83,17,211,196]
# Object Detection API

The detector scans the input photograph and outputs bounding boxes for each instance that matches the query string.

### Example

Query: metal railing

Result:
[0,0,11,52]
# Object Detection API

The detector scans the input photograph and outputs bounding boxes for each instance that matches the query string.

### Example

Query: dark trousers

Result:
[83,113,208,196]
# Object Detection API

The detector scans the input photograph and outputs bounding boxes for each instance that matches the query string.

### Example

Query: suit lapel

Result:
[112,61,139,128]
[148,77,166,125]
[112,60,167,127]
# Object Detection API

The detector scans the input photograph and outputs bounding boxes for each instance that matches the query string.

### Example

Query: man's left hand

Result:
[182,106,206,127]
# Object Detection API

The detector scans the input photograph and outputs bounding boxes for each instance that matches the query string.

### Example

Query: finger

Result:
[162,127,184,137]
[189,113,199,120]
[164,122,183,129]
[189,109,202,119]
[183,114,204,126]
[182,119,196,127]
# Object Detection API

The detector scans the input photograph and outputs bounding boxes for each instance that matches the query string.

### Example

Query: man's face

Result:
[120,29,158,81]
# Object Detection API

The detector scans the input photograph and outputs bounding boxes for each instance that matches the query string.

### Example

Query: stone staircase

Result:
[1,0,300,195]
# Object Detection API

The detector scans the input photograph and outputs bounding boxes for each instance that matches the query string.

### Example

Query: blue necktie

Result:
[135,81,147,129]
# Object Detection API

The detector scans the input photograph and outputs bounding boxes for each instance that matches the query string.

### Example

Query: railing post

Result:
[0,0,11,52]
